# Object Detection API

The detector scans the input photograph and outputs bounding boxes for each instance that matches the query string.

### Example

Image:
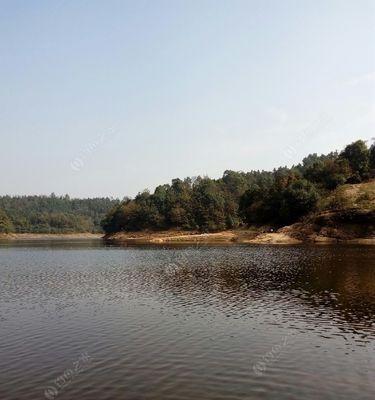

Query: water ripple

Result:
[0,243,374,399]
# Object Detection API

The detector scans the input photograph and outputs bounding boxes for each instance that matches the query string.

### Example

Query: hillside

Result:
[0,195,118,234]
[278,180,375,243]
[106,181,375,245]
[103,140,375,240]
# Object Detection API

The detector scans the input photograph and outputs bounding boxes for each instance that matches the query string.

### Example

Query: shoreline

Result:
[0,230,373,245]
[0,233,103,241]
[105,229,375,245]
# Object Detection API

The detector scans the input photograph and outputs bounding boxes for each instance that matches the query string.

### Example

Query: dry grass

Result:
[321,180,375,211]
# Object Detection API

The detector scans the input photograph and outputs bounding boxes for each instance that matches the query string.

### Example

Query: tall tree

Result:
[340,140,370,181]
[369,143,375,175]
[0,209,13,233]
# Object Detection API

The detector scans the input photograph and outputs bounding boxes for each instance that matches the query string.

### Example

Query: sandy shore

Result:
[105,230,240,244]
[105,230,301,245]
[0,233,103,241]
[105,229,375,245]
[1,230,373,245]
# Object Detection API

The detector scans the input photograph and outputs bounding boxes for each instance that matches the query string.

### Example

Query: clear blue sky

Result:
[1,0,374,198]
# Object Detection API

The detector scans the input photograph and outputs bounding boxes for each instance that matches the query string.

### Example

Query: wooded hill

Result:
[101,140,375,234]
[0,195,118,233]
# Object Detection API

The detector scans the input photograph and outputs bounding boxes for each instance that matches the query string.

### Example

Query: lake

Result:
[0,241,374,399]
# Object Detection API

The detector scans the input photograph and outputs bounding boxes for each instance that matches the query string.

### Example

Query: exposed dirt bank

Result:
[279,208,375,244]
[105,226,374,245]
[105,230,242,244]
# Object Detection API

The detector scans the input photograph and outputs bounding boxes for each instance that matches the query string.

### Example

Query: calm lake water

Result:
[0,241,374,400]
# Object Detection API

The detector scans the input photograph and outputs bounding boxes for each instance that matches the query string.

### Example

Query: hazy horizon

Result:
[1,0,374,198]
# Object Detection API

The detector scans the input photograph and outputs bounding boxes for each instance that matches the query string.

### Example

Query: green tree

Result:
[304,158,351,189]
[340,140,370,181]
[0,195,118,233]
[369,143,375,175]
[0,209,13,233]
[278,179,320,224]
[166,178,195,229]
[192,178,226,231]
[239,184,265,224]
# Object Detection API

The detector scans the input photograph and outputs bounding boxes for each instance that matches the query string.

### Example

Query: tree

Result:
[239,184,264,224]
[192,178,226,231]
[166,178,194,228]
[340,140,370,181]
[0,209,13,233]
[278,179,320,224]
[304,158,351,189]
[0,195,117,233]
[221,170,249,199]
[239,173,320,225]
[369,143,375,176]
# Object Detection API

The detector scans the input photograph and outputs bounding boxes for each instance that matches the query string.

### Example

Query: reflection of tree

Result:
[152,246,375,336]
[294,253,375,331]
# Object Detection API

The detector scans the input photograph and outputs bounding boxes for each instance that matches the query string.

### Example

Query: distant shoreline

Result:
[0,233,103,241]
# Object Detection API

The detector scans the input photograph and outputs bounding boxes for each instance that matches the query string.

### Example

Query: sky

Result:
[0,0,374,199]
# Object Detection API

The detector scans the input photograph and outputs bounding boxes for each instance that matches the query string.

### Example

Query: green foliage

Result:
[303,157,351,190]
[99,140,373,233]
[0,209,13,233]
[278,179,319,223]
[370,143,375,174]
[192,177,226,231]
[239,184,266,224]
[166,178,195,229]
[239,172,319,225]
[0,195,118,233]
[340,140,370,181]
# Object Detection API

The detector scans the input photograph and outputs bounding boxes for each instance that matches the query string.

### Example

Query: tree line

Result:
[1,140,373,235]
[0,195,118,233]
[101,140,375,233]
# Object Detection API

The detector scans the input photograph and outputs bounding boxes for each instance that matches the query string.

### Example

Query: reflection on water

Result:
[0,242,374,399]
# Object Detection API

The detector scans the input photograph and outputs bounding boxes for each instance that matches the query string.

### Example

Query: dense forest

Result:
[1,140,373,235]
[102,140,375,234]
[0,195,118,233]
